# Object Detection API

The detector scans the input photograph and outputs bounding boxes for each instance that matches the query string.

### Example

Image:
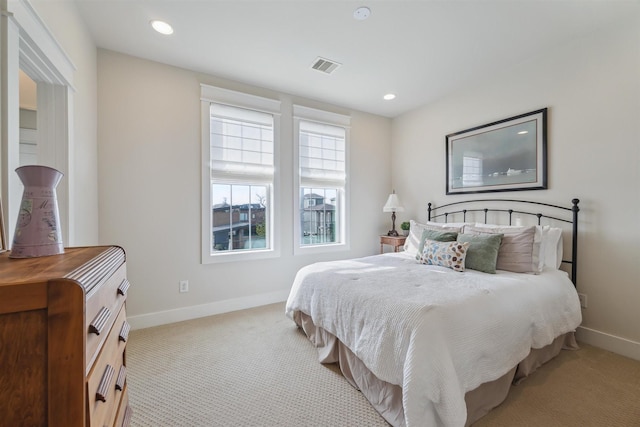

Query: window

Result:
[212,184,267,251]
[301,188,337,245]
[201,84,281,263]
[294,105,350,253]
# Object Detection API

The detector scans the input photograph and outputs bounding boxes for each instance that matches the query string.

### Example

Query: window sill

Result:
[294,242,350,256]
[202,248,280,264]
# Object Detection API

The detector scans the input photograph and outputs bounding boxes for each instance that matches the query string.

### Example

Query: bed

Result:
[285,199,582,427]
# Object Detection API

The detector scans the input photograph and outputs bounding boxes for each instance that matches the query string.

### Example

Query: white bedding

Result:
[285,252,582,427]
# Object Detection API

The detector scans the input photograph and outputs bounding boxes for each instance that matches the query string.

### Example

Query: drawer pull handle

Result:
[119,321,130,342]
[117,279,130,297]
[89,307,111,335]
[122,406,133,427]
[116,365,127,391]
[96,364,115,402]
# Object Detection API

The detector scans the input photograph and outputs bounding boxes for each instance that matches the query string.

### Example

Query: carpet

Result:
[126,302,640,426]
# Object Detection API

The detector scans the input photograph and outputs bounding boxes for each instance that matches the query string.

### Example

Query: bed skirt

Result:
[292,310,578,427]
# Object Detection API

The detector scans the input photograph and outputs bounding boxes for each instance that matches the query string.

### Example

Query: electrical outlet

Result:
[179,280,189,293]
[578,293,587,309]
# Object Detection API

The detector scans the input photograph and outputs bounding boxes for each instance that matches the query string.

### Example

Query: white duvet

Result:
[285,252,582,427]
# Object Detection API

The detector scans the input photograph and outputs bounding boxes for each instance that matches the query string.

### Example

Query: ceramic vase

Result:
[10,165,64,258]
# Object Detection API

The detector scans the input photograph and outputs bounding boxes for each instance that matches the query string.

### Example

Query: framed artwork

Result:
[446,108,547,195]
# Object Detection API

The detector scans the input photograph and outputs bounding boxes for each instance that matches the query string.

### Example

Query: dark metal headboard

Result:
[427,199,580,286]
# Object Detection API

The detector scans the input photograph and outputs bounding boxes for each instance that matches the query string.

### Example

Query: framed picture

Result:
[446,108,547,195]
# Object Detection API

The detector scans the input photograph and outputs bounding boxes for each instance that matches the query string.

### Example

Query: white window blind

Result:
[210,103,274,183]
[299,120,346,187]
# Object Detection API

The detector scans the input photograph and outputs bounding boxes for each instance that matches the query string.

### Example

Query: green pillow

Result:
[456,233,503,274]
[415,229,459,260]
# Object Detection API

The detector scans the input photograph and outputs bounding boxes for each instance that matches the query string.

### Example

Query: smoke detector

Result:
[354,6,371,20]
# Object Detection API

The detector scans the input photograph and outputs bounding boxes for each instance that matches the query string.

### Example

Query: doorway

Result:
[1,0,75,248]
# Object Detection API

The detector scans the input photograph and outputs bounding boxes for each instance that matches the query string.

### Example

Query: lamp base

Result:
[387,211,399,237]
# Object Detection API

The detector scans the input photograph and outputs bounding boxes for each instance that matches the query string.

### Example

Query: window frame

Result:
[201,84,281,264]
[293,105,350,255]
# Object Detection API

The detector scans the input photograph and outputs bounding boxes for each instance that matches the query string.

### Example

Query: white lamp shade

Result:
[383,193,405,212]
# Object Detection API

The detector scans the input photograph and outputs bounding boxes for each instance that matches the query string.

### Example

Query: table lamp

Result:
[383,190,404,236]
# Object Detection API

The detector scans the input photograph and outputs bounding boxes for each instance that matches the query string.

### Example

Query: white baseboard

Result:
[576,326,640,361]
[128,289,290,330]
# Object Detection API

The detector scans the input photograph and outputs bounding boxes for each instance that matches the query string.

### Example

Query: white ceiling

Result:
[74,0,639,118]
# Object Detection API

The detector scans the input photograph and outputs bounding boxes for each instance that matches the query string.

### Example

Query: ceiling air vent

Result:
[311,57,341,75]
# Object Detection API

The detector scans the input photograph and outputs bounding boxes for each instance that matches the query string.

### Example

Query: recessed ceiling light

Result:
[517,131,528,135]
[151,20,174,35]
[383,93,396,101]
[354,6,371,20]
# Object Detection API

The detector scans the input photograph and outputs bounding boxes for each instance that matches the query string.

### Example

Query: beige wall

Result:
[97,50,392,325]
[25,1,637,358]
[29,0,99,245]
[391,15,640,358]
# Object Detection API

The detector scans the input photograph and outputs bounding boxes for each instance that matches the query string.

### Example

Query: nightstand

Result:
[380,235,407,253]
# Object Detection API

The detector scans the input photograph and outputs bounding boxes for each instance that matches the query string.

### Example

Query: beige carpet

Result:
[127,302,640,426]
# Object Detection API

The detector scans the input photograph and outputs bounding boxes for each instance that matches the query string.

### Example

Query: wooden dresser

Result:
[0,246,132,427]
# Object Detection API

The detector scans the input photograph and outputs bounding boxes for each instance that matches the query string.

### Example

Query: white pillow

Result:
[403,220,467,256]
[466,224,543,274]
[541,226,563,269]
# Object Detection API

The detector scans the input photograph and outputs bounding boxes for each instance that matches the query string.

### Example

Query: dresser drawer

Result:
[86,263,129,371]
[113,385,132,427]
[87,305,128,427]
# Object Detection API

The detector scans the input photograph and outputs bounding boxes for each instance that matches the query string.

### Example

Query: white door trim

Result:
[1,0,75,246]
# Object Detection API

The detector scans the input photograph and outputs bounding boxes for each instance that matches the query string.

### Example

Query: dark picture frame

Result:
[446,108,547,195]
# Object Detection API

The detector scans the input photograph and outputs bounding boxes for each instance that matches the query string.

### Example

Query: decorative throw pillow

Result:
[418,239,470,272]
[415,229,459,260]
[465,225,540,273]
[456,233,503,274]
[404,219,466,256]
